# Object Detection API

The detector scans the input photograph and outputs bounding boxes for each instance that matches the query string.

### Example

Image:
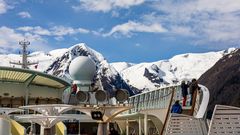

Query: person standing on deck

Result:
[189,79,200,106]
[71,84,78,94]
[68,84,78,104]
[181,81,189,106]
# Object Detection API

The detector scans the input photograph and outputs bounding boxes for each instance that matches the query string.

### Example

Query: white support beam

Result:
[126,119,129,135]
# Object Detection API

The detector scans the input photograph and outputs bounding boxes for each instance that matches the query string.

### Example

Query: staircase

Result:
[163,84,209,135]
[165,114,208,135]
[208,105,240,135]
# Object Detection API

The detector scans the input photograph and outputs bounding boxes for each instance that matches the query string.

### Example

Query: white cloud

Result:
[77,28,90,34]
[73,0,144,12]
[92,28,105,36]
[17,26,33,31]
[145,0,240,47]
[104,21,167,37]
[152,0,240,16]
[135,43,141,47]
[54,36,64,41]
[17,11,31,18]
[0,26,50,53]
[17,26,51,36]
[195,0,240,13]
[114,0,144,8]
[111,10,119,17]
[0,0,11,14]
[0,26,23,48]
[199,14,240,45]
[17,26,90,37]
[50,26,76,36]
[170,26,195,37]
[50,26,90,36]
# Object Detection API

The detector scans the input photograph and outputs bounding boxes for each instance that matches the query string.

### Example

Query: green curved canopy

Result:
[0,66,70,89]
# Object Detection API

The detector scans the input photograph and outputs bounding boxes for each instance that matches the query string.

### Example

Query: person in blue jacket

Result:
[171,100,182,114]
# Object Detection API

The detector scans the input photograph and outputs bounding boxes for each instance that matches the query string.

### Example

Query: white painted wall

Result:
[0,82,64,99]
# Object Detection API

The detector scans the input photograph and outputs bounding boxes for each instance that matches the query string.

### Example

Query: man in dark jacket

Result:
[181,81,188,106]
[189,79,200,106]
[171,100,182,114]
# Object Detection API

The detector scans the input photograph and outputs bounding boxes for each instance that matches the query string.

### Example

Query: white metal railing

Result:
[194,85,209,118]
[124,85,180,114]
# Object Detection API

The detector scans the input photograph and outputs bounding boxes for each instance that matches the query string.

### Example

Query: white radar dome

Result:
[69,56,96,84]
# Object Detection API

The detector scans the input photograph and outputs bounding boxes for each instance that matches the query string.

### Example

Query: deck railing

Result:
[124,84,205,115]
[125,85,180,114]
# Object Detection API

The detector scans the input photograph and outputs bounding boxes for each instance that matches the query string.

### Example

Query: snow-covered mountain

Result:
[0,43,236,93]
[111,48,236,91]
[44,43,135,96]
[110,62,135,72]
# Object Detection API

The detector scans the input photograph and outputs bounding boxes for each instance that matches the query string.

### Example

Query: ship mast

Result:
[10,39,38,69]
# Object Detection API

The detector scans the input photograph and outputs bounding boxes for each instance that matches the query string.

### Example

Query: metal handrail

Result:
[124,86,178,114]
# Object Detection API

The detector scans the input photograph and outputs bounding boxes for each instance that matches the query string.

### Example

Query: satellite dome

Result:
[69,56,96,84]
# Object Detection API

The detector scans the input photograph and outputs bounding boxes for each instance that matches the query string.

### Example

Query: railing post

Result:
[190,90,198,116]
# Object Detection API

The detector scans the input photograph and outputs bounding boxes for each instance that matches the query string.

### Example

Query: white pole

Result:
[144,113,148,135]
[40,126,44,135]
[138,116,141,135]
[126,119,129,135]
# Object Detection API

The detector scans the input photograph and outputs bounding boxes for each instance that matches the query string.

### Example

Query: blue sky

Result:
[0,0,240,63]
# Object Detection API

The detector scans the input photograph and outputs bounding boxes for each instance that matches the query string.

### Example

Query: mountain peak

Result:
[225,47,237,54]
[69,43,89,50]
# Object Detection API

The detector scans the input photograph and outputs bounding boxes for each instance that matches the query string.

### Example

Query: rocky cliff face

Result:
[198,49,240,115]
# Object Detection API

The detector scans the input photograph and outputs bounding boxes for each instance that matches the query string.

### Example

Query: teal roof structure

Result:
[0,66,70,89]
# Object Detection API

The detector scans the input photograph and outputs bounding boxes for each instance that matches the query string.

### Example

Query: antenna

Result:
[10,39,38,69]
